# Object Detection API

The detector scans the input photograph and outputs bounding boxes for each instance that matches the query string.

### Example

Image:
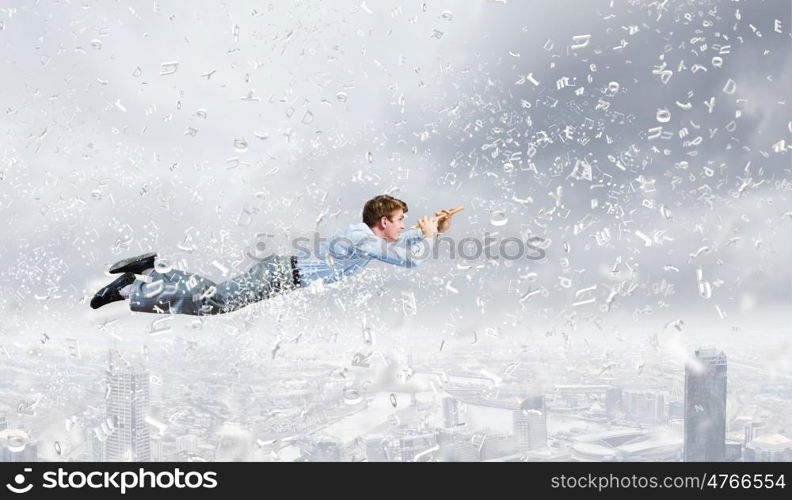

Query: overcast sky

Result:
[1,0,790,356]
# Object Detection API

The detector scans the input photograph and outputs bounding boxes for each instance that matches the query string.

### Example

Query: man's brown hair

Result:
[362,195,408,228]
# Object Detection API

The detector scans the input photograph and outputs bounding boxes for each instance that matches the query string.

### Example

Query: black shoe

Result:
[109,252,157,275]
[91,273,136,309]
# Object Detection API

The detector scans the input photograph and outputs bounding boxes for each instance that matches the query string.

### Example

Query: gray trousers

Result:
[129,255,297,315]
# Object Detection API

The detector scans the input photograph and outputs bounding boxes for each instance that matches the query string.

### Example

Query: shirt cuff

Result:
[402,228,425,243]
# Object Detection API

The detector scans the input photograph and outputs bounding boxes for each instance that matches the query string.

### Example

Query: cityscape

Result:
[2,325,790,462]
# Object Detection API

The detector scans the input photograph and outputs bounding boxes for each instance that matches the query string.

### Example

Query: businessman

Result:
[91,195,459,315]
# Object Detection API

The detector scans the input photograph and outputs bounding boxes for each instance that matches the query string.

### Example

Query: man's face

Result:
[381,209,405,242]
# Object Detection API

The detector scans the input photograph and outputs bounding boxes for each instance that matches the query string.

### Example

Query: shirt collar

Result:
[351,222,374,234]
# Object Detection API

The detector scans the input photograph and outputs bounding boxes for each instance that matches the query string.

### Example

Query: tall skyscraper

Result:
[513,395,547,452]
[684,348,727,462]
[442,397,461,428]
[104,350,151,461]
[623,391,666,424]
[150,436,163,462]
[605,387,622,418]
[86,423,107,462]
[744,421,762,445]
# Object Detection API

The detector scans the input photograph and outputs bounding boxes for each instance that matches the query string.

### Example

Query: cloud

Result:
[1,0,789,339]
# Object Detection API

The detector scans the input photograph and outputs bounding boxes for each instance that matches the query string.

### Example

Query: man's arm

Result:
[354,234,432,268]
[393,229,425,248]
[354,218,438,268]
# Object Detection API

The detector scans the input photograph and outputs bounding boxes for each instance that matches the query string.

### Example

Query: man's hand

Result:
[435,209,455,233]
[409,206,463,231]
[418,216,439,238]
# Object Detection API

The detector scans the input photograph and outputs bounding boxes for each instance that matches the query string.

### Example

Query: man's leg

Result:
[128,255,295,315]
[208,255,296,311]
[128,268,219,315]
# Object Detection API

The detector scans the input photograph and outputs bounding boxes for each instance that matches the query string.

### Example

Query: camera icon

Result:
[5,468,33,494]
[245,233,274,262]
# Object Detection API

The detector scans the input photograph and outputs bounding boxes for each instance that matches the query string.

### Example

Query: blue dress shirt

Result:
[294,223,431,286]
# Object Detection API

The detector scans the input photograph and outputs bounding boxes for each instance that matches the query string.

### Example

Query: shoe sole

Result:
[109,252,157,274]
[91,273,136,309]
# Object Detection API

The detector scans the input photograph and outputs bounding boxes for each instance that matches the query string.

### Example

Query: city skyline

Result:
[104,350,151,462]
[2,336,790,462]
